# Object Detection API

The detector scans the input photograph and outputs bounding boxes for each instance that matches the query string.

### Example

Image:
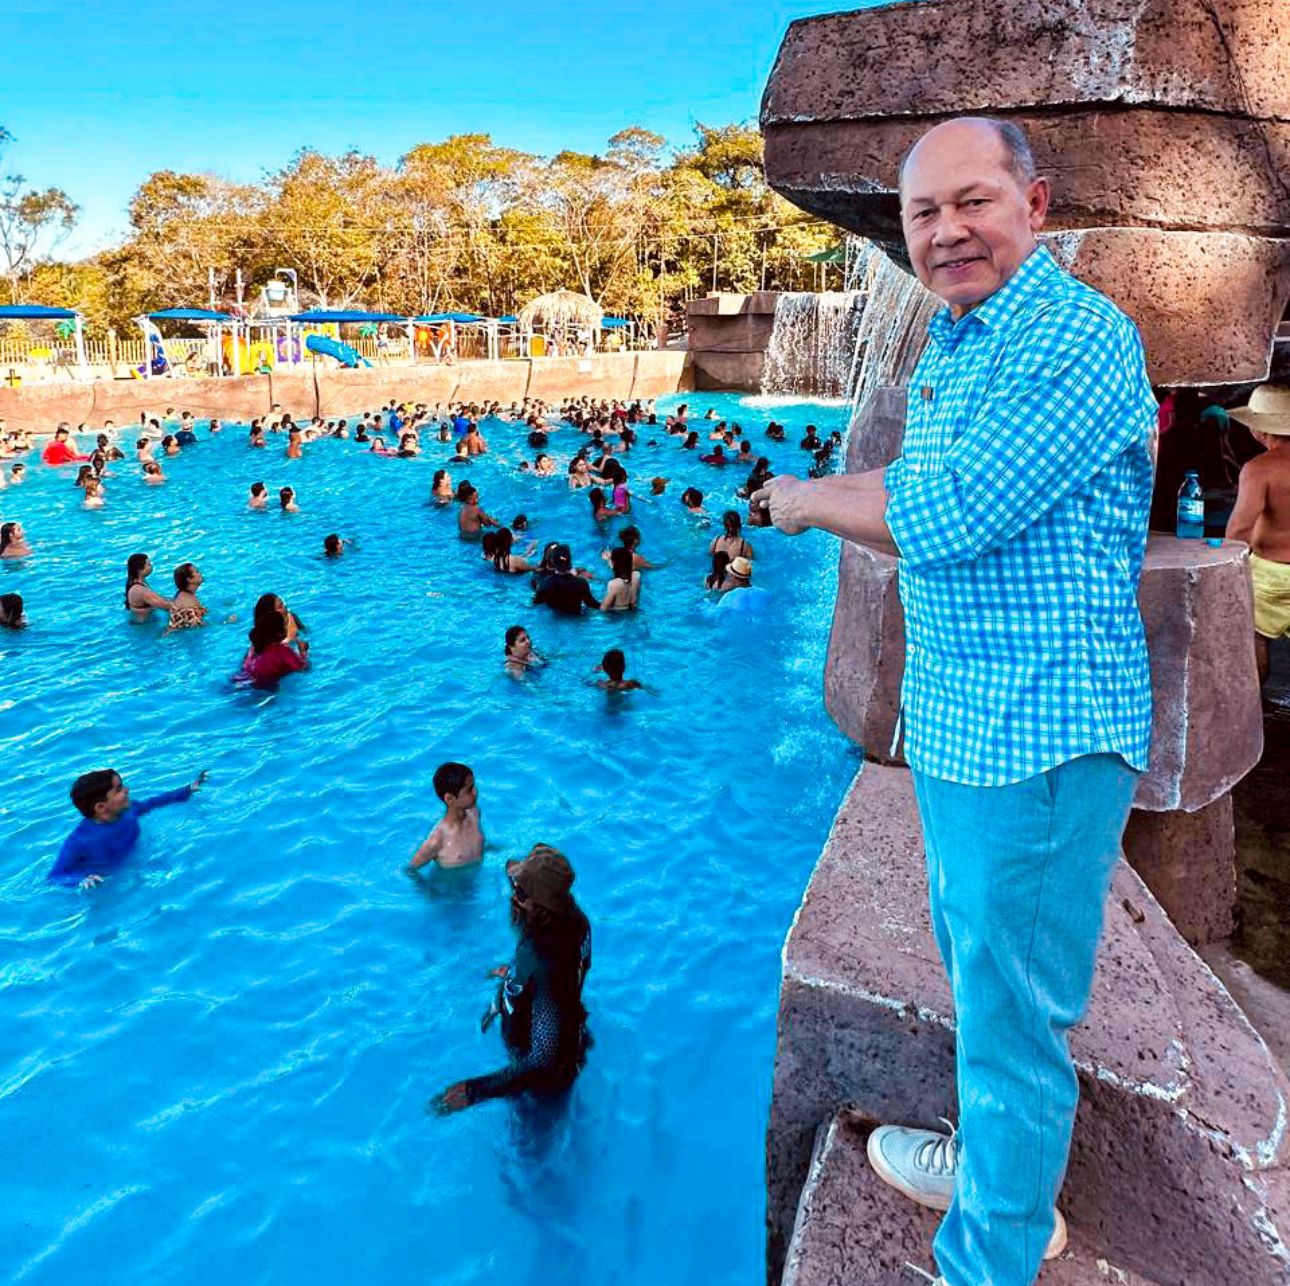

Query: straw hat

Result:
[1229,384,1290,436]
[729,556,753,578]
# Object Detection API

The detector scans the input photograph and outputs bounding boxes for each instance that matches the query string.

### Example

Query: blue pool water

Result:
[0,392,857,1285]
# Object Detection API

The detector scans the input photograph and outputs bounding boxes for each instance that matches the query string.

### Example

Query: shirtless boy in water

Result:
[408,762,485,869]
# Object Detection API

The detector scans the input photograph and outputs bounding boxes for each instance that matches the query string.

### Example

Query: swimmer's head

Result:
[600,648,626,682]
[70,768,129,821]
[433,761,476,809]
[505,624,531,657]
[512,514,528,531]
[323,533,342,557]
[250,482,266,497]
[0,592,25,628]
[610,547,633,580]
[173,562,201,592]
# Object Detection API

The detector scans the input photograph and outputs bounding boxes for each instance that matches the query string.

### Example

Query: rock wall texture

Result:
[760,0,1290,386]
[767,764,1290,1285]
[685,292,779,391]
[0,351,693,433]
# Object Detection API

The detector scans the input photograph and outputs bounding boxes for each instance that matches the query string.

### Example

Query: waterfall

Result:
[845,239,940,414]
[761,291,865,399]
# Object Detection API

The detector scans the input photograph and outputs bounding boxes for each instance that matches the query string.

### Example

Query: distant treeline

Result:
[2,124,839,335]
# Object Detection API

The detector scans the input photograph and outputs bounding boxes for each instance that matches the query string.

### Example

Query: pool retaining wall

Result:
[0,351,693,433]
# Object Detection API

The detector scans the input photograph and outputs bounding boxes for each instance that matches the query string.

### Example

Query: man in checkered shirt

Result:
[755,117,1155,1286]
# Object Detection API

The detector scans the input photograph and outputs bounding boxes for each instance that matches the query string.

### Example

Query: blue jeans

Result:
[912,754,1139,1286]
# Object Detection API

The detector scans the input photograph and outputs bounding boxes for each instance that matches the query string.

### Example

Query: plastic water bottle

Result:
[1177,471,1205,540]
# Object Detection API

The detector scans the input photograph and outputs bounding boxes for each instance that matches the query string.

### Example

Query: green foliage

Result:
[18,121,839,335]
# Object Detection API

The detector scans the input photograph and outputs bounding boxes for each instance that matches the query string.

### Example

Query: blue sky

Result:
[4,0,869,259]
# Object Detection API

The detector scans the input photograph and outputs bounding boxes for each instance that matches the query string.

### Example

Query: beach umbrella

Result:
[517,290,602,332]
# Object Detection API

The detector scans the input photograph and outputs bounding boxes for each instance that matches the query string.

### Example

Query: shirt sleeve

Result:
[134,785,194,817]
[580,579,600,609]
[885,304,1152,571]
[48,831,92,884]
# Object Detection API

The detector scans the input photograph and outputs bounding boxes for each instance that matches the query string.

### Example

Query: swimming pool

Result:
[0,392,857,1285]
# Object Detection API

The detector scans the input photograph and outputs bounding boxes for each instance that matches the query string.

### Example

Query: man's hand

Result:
[750,475,812,536]
[79,874,104,890]
[191,769,209,792]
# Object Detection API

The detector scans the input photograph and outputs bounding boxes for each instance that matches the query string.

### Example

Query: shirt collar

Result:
[927,244,1056,350]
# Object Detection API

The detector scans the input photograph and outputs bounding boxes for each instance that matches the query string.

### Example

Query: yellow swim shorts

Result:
[1250,552,1290,639]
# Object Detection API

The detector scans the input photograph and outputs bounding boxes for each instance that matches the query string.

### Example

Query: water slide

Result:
[305,334,370,368]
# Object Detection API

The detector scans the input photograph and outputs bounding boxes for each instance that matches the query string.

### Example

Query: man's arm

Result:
[1226,457,1268,548]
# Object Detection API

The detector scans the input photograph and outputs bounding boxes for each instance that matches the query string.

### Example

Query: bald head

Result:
[898,117,1050,319]
[899,117,1036,194]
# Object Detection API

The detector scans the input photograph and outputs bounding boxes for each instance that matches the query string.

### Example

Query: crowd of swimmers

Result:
[8,392,838,1110]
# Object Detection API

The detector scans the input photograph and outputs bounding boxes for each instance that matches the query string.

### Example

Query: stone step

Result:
[783,1109,1156,1286]
[766,763,1290,1285]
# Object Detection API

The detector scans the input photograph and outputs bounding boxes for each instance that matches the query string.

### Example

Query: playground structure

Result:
[3,276,645,385]
[0,304,88,384]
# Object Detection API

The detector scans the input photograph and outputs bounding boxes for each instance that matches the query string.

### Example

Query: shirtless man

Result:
[408,762,485,870]
[457,485,498,537]
[1225,384,1290,682]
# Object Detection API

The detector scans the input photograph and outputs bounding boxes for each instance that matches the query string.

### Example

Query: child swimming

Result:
[408,761,485,870]
[48,767,208,888]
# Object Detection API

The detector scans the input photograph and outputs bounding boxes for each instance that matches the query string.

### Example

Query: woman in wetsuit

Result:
[432,844,591,1113]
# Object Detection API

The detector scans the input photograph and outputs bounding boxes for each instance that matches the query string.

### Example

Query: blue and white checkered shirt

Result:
[884,246,1155,786]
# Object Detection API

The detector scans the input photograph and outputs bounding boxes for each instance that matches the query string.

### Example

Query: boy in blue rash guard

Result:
[49,767,208,888]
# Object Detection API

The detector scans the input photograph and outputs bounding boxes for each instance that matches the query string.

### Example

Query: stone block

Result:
[767,763,1290,1285]
[1046,229,1290,386]
[783,1110,1156,1286]
[1123,794,1237,946]
[844,385,907,475]
[762,0,1290,126]
[686,312,777,355]
[690,350,765,393]
[822,543,903,765]
[687,291,780,317]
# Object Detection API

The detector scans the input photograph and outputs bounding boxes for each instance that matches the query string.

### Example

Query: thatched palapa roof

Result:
[517,289,602,331]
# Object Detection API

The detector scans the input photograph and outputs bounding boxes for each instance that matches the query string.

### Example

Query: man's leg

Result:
[913,754,1138,1286]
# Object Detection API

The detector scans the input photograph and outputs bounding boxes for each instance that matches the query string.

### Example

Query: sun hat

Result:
[729,556,753,578]
[507,844,575,913]
[1229,384,1290,436]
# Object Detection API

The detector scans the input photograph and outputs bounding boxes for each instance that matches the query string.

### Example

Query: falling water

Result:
[761,291,865,398]
[845,239,940,414]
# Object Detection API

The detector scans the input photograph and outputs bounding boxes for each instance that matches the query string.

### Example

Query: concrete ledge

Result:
[0,351,693,432]
[767,763,1290,1285]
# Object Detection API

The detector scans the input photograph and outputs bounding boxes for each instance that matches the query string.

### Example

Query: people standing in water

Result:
[431,844,591,1113]
[248,481,268,509]
[0,592,25,627]
[504,624,544,675]
[408,761,485,871]
[596,648,642,691]
[125,553,173,616]
[167,563,208,630]
[0,521,31,558]
[236,593,309,686]
[599,547,640,611]
[458,484,498,537]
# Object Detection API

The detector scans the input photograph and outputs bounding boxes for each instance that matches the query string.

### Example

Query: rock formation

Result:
[760,0,1290,386]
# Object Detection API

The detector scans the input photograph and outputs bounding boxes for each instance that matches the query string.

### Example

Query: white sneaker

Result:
[869,1123,1067,1260]
[868,1122,958,1211]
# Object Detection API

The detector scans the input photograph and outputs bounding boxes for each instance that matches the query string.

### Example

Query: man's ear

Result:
[1027,176,1051,231]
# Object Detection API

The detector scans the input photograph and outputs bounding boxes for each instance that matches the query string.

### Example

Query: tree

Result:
[127,170,262,309]
[0,127,79,303]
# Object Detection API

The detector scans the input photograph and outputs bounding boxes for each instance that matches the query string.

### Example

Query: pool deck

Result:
[0,350,693,431]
